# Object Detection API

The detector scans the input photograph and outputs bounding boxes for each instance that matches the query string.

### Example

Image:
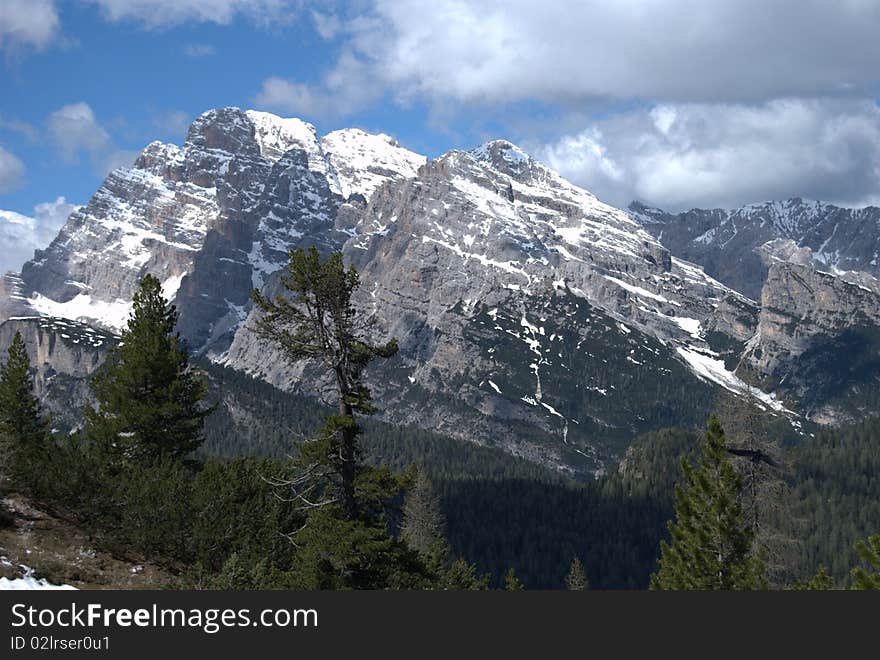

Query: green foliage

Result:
[0,331,50,494]
[441,558,491,590]
[504,567,525,591]
[792,566,836,590]
[251,247,397,416]
[30,439,304,585]
[250,248,437,588]
[782,416,880,582]
[564,557,589,590]
[401,466,449,574]
[651,416,767,590]
[193,553,278,590]
[289,505,431,590]
[851,534,880,590]
[251,248,398,519]
[86,275,210,464]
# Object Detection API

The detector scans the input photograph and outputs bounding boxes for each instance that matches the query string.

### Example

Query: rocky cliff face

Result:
[5,106,878,474]
[0,317,114,430]
[9,108,425,354]
[226,140,787,474]
[631,198,880,299]
[739,241,880,424]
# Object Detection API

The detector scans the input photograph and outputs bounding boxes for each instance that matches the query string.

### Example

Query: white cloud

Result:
[47,102,111,160]
[86,0,298,29]
[0,146,25,193]
[45,102,138,176]
[254,77,329,116]
[311,11,342,40]
[0,0,59,53]
[537,98,880,211]
[183,43,216,57]
[0,197,79,274]
[280,0,880,115]
[0,116,37,140]
[253,55,382,119]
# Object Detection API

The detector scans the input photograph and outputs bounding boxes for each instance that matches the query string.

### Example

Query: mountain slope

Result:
[631,198,880,298]
[8,108,425,354]
[739,240,880,425]
[226,140,791,474]
[11,109,876,474]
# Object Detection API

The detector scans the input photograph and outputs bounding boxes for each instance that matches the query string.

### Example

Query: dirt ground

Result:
[0,495,174,589]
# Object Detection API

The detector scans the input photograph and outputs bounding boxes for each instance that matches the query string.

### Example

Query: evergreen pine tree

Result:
[441,558,491,590]
[650,415,767,590]
[792,566,836,590]
[0,331,48,493]
[251,247,397,520]
[250,248,439,589]
[851,534,880,590]
[86,274,210,463]
[401,466,448,573]
[564,557,589,590]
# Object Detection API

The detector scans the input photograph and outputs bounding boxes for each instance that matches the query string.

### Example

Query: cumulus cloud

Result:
[0,197,79,273]
[0,0,60,53]
[0,146,25,193]
[253,53,383,119]
[537,98,880,211]
[86,0,298,29]
[310,0,880,108]
[45,102,137,176]
[47,102,111,161]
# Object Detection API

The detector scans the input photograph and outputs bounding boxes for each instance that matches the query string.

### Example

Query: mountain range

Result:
[2,107,879,476]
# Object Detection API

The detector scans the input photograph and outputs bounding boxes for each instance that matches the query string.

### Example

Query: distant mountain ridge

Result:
[630,198,880,299]
[2,108,879,474]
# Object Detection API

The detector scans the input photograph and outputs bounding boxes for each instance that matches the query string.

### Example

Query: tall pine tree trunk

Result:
[339,398,357,520]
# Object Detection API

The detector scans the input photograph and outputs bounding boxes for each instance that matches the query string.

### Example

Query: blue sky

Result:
[1,0,880,274]
[0,2,461,215]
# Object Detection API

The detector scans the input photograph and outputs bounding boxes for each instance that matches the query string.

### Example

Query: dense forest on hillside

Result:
[199,360,880,588]
[2,261,879,590]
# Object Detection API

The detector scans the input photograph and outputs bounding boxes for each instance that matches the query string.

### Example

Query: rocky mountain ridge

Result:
[2,108,878,473]
[630,198,880,299]
[6,108,425,355]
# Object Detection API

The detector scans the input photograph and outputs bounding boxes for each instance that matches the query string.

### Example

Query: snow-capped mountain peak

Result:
[244,109,321,163]
[321,128,426,200]
[6,108,428,347]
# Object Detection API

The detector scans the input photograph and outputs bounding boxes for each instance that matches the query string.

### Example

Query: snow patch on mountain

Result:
[676,345,789,413]
[321,129,425,200]
[28,293,132,332]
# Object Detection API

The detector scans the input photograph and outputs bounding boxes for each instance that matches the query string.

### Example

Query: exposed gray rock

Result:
[0,317,114,431]
[740,244,880,424]
[226,140,772,474]
[7,108,425,356]
[631,198,880,299]
[11,107,879,473]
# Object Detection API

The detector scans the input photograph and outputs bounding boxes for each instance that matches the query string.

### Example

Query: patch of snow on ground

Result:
[0,563,76,590]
